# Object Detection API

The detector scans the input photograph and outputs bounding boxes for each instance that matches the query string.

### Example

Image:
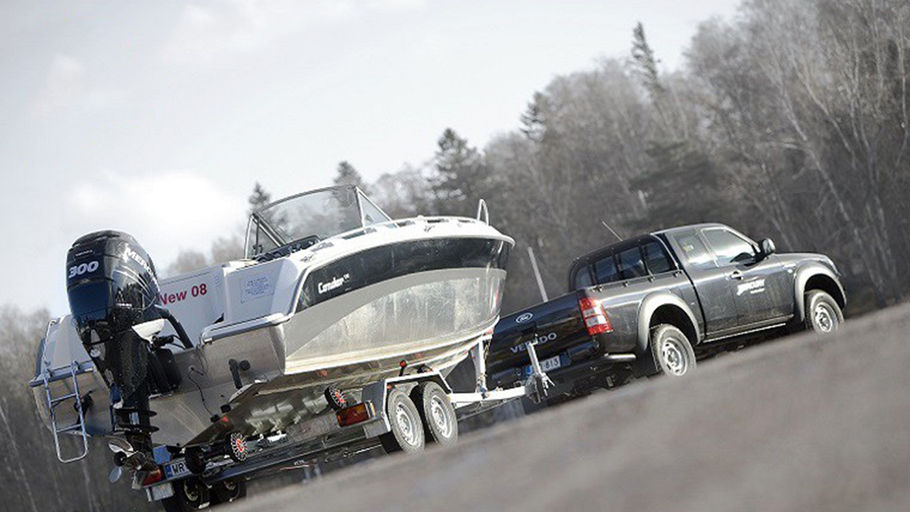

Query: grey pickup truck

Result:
[488,223,845,401]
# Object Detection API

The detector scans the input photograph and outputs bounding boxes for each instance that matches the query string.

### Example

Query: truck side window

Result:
[594,255,619,284]
[703,229,755,265]
[674,232,715,269]
[642,241,672,274]
[617,247,647,279]
[573,266,594,289]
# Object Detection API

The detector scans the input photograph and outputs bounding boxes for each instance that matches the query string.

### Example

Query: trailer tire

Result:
[161,477,209,511]
[212,477,247,504]
[379,388,425,454]
[649,324,696,377]
[184,447,205,475]
[411,382,458,447]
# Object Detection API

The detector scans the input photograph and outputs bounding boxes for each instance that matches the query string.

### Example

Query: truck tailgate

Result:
[487,291,590,377]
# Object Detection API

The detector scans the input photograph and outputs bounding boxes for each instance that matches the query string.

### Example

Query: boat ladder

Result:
[41,360,90,463]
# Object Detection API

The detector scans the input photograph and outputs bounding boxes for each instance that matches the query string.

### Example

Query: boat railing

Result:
[307,215,494,251]
[476,199,489,224]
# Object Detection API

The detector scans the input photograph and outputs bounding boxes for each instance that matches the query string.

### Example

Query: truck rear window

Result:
[594,255,619,284]
[617,247,647,279]
[574,267,594,289]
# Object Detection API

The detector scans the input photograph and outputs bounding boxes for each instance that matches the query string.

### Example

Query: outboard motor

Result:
[66,231,188,458]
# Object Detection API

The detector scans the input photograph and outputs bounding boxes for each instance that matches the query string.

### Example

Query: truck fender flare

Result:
[636,293,701,354]
[793,264,846,322]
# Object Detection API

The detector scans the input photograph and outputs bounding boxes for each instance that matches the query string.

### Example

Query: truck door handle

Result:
[729,270,744,280]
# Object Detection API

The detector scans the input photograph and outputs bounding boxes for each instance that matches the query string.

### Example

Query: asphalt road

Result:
[225,303,910,512]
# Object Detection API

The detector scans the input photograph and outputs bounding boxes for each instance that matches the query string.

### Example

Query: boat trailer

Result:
[33,330,553,510]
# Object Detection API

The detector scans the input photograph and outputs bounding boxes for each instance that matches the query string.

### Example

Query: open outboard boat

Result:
[31,185,513,481]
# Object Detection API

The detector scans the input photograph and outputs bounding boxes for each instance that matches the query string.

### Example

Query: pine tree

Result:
[248,182,271,214]
[432,128,489,213]
[629,22,730,229]
[333,161,368,192]
[631,22,665,100]
[519,92,548,143]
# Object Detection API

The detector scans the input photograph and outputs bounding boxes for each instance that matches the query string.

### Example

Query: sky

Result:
[0,0,739,315]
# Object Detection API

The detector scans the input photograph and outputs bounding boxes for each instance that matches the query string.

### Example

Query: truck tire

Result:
[379,388,425,454]
[411,382,458,447]
[649,324,696,377]
[161,477,209,511]
[804,290,843,334]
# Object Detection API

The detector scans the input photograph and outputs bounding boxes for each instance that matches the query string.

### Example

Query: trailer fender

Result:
[794,264,846,323]
[636,293,701,354]
[361,372,451,439]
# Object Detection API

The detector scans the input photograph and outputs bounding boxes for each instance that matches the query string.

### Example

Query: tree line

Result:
[364,0,910,314]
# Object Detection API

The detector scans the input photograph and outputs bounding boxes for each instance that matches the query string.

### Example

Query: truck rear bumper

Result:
[491,340,637,390]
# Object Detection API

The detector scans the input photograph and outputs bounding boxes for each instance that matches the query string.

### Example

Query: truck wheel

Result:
[379,388,425,454]
[411,382,458,447]
[212,477,246,504]
[650,324,696,377]
[804,290,843,334]
[161,477,209,511]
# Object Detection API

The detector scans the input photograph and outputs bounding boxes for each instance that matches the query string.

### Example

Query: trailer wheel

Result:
[184,447,205,475]
[649,324,696,377]
[161,477,209,511]
[212,477,247,504]
[411,382,458,447]
[379,388,425,454]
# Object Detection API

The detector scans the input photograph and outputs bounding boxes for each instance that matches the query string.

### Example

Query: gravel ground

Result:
[225,303,910,512]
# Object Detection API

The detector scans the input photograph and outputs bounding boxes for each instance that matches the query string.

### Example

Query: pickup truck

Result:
[488,223,846,401]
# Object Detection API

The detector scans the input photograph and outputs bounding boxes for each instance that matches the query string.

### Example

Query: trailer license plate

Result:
[149,482,174,501]
[164,459,190,480]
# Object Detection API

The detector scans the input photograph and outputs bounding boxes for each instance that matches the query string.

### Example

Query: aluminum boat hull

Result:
[156,264,507,446]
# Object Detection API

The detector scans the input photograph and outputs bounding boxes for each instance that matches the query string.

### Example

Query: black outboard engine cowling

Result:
[67,231,184,454]
[67,231,161,393]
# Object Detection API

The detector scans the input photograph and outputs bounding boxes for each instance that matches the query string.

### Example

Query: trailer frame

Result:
[141,334,553,508]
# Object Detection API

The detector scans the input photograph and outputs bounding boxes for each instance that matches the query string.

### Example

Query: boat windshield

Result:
[245,187,392,258]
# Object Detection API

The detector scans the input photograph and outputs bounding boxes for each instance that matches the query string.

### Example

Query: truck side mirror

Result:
[759,238,776,258]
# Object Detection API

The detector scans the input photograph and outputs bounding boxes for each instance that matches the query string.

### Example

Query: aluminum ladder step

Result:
[55,423,84,434]
[50,393,78,406]
[41,360,89,463]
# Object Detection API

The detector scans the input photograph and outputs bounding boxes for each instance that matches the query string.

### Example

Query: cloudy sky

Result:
[1,0,738,315]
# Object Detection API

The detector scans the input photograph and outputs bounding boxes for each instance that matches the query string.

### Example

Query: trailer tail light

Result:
[141,467,165,486]
[336,401,376,427]
[579,297,613,335]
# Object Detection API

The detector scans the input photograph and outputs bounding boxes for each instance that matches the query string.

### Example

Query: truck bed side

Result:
[488,237,703,388]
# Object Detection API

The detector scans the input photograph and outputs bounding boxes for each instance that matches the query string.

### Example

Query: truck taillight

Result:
[579,297,612,335]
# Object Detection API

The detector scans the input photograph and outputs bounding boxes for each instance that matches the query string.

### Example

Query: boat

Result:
[30,185,513,465]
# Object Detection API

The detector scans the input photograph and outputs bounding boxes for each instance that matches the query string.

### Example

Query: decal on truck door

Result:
[736,279,766,296]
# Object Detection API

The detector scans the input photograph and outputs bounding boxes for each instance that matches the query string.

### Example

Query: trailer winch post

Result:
[524,339,553,402]
[470,337,489,398]
[450,331,552,409]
